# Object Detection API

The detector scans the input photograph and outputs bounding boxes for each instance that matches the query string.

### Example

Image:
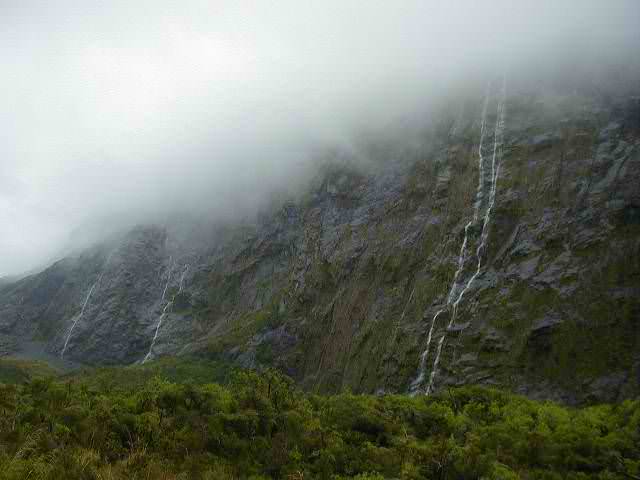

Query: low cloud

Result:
[1,0,639,274]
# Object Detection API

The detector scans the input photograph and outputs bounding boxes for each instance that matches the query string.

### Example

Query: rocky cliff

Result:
[1,78,639,404]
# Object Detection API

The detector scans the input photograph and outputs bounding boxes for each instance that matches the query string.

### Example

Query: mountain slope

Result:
[1,81,639,404]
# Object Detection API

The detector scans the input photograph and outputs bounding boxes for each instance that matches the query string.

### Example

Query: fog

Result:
[1,0,638,275]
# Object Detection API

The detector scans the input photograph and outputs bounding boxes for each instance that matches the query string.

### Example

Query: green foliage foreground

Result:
[0,369,638,479]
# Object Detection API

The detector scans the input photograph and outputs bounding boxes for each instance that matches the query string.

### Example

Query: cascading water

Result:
[178,265,188,291]
[160,256,173,302]
[61,251,114,359]
[410,79,507,394]
[474,83,492,222]
[142,303,171,364]
[424,77,506,395]
[409,308,443,390]
[142,263,189,363]
[409,219,476,394]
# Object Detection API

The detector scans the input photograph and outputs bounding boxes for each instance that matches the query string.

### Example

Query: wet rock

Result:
[612,140,629,159]
[507,255,540,280]
[534,252,577,286]
[530,316,562,336]
[595,141,615,166]
[173,291,192,311]
[447,321,470,333]
[599,121,622,141]
[494,224,522,263]
[622,204,640,225]
[480,329,508,353]
[592,154,629,193]
[457,353,478,364]
[528,133,561,151]
[509,239,541,258]
[235,325,298,370]
[0,334,17,356]
[588,372,627,403]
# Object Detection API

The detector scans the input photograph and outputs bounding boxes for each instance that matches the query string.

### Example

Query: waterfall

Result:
[142,304,171,364]
[160,256,173,302]
[178,265,188,291]
[61,251,114,359]
[474,83,492,222]
[409,219,474,393]
[409,308,443,391]
[425,77,507,395]
[410,84,492,393]
[142,263,188,364]
[410,78,508,394]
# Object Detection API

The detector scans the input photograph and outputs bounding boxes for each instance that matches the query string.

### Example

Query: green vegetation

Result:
[62,357,233,392]
[207,301,284,357]
[0,366,638,480]
[0,359,59,385]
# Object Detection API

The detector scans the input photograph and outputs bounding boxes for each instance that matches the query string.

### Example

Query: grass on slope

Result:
[61,355,234,391]
[0,357,59,384]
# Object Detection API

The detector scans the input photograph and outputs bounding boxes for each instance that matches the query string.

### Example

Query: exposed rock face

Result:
[1,81,640,404]
[1,226,176,364]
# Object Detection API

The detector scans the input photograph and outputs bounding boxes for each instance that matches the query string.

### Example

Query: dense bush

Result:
[0,369,638,479]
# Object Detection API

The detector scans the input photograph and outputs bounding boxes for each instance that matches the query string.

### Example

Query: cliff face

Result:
[1,81,639,404]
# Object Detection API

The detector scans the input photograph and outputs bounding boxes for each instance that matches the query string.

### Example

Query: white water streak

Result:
[410,83,493,394]
[409,308,443,391]
[474,83,492,222]
[61,251,114,359]
[447,221,472,305]
[425,77,506,395]
[178,265,188,291]
[411,220,472,394]
[142,263,188,364]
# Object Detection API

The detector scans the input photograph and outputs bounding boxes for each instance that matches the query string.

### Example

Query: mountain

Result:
[1,78,639,405]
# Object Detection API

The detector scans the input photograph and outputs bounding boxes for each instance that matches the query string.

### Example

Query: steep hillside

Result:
[1,79,639,404]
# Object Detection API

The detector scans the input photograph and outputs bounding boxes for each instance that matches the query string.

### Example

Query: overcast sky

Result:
[1,0,639,275]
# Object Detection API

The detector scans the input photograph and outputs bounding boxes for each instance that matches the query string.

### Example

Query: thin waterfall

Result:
[409,83,493,394]
[160,256,173,302]
[142,260,176,364]
[409,218,474,393]
[61,251,114,359]
[409,308,443,390]
[178,265,188,291]
[425,76,506,395]
[142,263,188,364]
[474,83,492,222]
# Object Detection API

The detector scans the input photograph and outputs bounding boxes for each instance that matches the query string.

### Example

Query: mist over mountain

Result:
[2,0,639,275]
[3,3,640,478]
